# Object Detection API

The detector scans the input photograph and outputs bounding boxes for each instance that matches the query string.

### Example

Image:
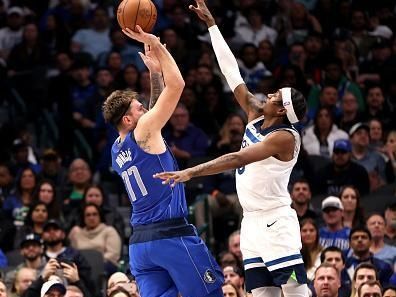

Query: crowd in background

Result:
[0,0,396,296]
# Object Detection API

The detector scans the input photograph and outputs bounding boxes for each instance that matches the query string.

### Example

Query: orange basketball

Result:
[117,0,157,33]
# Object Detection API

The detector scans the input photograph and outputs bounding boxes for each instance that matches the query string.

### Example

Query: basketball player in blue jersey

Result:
[102,26,223,297]
[154,1,309,297]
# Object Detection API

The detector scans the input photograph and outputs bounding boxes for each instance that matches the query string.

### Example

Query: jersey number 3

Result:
[121,166,148,202]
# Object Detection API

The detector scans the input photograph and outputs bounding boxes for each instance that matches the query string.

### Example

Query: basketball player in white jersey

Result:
[154,1,309,297]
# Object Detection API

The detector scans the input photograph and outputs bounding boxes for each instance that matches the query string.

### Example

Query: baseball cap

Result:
[41,279,66,297]
[12,138,28,152]
[333,139,352,152]
[20,233,43,248]
[322,196,344,211]
[349,122,369,136]
[7,6,24,16]
[43,219,64,231]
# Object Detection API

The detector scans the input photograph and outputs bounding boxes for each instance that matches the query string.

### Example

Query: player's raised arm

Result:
[189,0,260,119]
[139,42,165,109]
[123,26,185,131]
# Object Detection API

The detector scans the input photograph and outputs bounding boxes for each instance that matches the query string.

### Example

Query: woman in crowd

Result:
[385,130,396,176]
[339,185,365,228]
[3,168,37,227]
[33,179,61,220]
[222,282,242,297]
[14,201,48,248]
[303,106,348,157]
[300,218,322,283]
[68,203,122,276]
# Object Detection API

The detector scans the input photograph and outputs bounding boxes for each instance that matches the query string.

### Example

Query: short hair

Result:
[357,280,382,297]
[102,90,138,128]
[228,230,240,245]
[349,226,372,241]
[290,87,307,121]
[314,262,340,280]
[353,263,378,281]
[108,286,130,297]
[291,178,310,189]
[320,246,345,264]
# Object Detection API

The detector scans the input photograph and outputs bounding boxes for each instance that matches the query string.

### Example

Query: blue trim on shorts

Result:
[245,263,307,291]
[265,254,302,268]
[243,257,264,265]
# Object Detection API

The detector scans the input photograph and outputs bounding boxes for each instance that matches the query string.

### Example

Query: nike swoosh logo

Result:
[267,221,277,227]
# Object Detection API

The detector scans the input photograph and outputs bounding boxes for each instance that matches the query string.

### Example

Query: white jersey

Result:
[236,116,300,213]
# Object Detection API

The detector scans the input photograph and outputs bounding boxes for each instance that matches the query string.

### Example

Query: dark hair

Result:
[300,218,322,270]
[83,184,107,206]
[357,280,382,297]
[349,226,372,241]
[353,263,378,281]
[290,87,307,121]
[81,203,104,227]
[33,179,61,220]
[291,178,310,189]
[320,246,345,264]
[339,185,365,228]
[15,167,37,197]
[24,201,48,227]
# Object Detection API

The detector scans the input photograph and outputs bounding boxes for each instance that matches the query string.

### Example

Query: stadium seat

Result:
[79,249,105,295]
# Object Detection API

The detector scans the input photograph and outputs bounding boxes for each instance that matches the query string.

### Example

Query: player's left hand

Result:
[139,41,161,73]
[123,25,158,46]
[153,170,192,187]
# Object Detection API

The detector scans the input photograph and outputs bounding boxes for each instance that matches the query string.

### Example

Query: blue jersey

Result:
[111,132,188,226]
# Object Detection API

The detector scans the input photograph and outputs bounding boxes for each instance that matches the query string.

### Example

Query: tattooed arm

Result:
[148,72,164,109]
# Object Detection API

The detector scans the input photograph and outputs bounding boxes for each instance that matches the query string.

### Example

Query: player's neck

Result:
[261,117,284,130]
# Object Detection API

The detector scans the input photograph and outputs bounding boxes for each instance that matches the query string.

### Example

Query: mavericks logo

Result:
[204,269,216,284]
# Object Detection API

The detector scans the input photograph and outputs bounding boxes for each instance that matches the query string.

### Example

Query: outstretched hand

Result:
[153,170,192,187]
[189,0,215,26]
[122,25,158,46]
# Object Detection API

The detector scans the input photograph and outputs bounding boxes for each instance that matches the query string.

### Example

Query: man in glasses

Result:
[315,138,370,196]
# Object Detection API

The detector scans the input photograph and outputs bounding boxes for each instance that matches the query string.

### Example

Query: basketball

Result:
[117,0,157,33]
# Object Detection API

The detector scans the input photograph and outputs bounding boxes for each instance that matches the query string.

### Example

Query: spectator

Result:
[257,40,275,71]
[338,92,364,134]
[300,218,322,282]
[68,203,121,276]
[41,220,94,294]
[313,263,340,297]
[350,263,378,297]
[307,86,341,122]
[0,280,7,297]
[320,246,352,297]
[163,103,209,169]
[218,251,241,270]
[227,230,242,262]
[319,196,351,251]
[14,201,48,248]
[366,213,396,268]
[357,280,382,297]
[384,203,396,245]
[65,285,84,297]
[70,6,111,60]
[290,178,319,222]
[339,185,365,229]
[303,106,348,158]
[38,150,68,198]
[33,180,61,220]
[345,227,393,287]
[117,64,140,91]
[63,158,92,215]
[40,279,66,297]
[11,139,41,175]
[384,130,396,177]
[3,167,37,227]
[222,265,245,297]
[349,122,393,191]
[10,267,36,297]
[221,282,241,297]
[107,272,139,297]
[0,6,24,60]
[383,287,396,297]
[4,234,45,289]
[315,139,370,196]
[368,119,385,152]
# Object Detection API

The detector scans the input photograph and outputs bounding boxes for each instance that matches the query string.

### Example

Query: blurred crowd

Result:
[0,0,396,296]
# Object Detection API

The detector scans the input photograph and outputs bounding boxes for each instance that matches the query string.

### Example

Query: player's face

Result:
[323,251,344,272]
[313,267,340,297]
[127,99,148,128]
